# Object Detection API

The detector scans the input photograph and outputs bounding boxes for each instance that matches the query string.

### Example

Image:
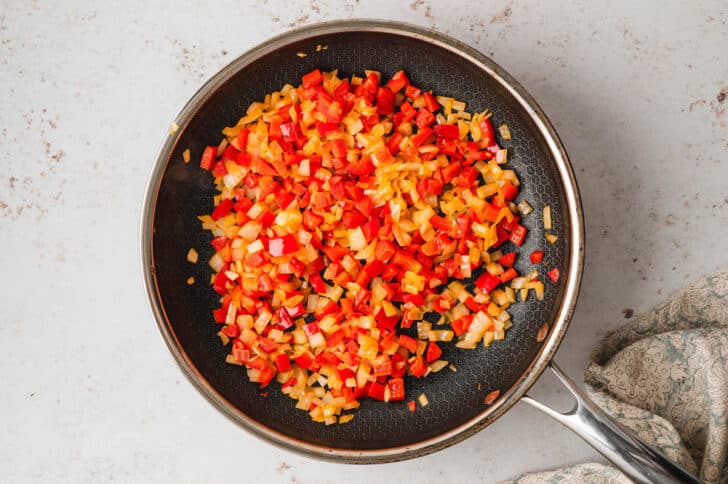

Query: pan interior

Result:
[151,29,570,450]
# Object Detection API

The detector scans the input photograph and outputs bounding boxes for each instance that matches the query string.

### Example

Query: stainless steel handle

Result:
[523,362,700,484]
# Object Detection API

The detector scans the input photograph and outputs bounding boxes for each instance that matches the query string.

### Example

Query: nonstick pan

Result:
[141,20,698,483]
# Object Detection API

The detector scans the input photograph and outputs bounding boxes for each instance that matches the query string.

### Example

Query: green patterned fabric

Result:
[508,271,728,483]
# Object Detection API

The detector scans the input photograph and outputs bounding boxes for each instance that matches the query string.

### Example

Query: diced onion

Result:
[339,414,354,424]
[543,205,552,230]
[429,360,449,372]
[517,200,533,216]
[428,330,454,342]
[498,123,511,140]
[417,322,432,340]
[208,253,224,272]
[495,149,507,164]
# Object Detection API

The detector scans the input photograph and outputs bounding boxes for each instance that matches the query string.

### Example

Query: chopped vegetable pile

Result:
[193,69,556,425]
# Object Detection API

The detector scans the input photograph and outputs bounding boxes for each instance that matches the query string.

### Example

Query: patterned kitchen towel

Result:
[507,270,728,484]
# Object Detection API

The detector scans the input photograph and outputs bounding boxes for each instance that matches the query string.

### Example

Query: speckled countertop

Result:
[1,1,727,482]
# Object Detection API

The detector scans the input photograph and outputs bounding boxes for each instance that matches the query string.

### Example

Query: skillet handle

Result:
[522,362,700,484]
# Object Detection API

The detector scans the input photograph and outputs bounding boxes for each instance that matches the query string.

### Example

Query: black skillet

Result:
[141,20,698,483]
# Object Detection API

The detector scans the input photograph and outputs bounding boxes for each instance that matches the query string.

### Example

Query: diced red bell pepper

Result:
[423,91,440,112]
[409,356,427,377]
[432,295,451,312]
[408,400,416,412]
[222,145,240,163]
[342,210,367,229]
[274,190,295,210]
[457,166,479,187]
[244,172,258,188]
[326,330,345,349]
[372,358,393,377]
[375,308,399,331]
[433,123,459,139]
[367,382,386,401]
[404,84,421,99]
[429,215,453,232]
[315,352,340,367]
[425,342,442,363]
[236,127,250,149]
[440,161,461,183]
[499,215,521,233]
[375,239,396,262]
[475,272,501,293]
[509,224,528,246]
[547,267,560,283]
[392,250,421,272]
[294,352,314,370]
[210,236,227,251]
[258,337,278,353]
[481,203,501,223]
[302,69,323,88]
[330,139,347,160]
[492,226,511,248]
[211,160,227,177]
[258,210,275,227]
[386,131,404,155]
[232,346,249,364]
[274,353,292,372]
[361,217,380,243]
[500,267,518,283]
[245,251,266,268]
[308,272,327,294]
[303,211,324,230]
[463,296,480,312]
[281,377,297,389]
[211,199,234,221]
[276,307,294,329]
[530,250,544,264]
[303,322,320,337]
[268,235,299,256]
[386,70,409,92]
[258,273,274,292]
[285,303,305,319]
[415,108,435,129]
[412,127,433,147]
[479,117,496,147]
[376,87,395,115]
[500,181,519,201]
[498,252,517,267]
[450,318,465,336]
[328,176,346,201]
[399,101,417,122]
[387,378,405,401]
[199,146,216,170]
[316,121,338,136]
[279,122,298,143]
[398,334,418,353]
[258,367,275,388]
[221,324,240,338]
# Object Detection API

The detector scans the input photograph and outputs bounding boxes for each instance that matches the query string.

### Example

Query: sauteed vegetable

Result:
[194,69,550,424]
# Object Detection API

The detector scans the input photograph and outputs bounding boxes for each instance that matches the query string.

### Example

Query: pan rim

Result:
[140,19,585,463]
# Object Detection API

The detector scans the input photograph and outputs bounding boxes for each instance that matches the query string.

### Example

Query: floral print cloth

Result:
[508,270,728,483]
